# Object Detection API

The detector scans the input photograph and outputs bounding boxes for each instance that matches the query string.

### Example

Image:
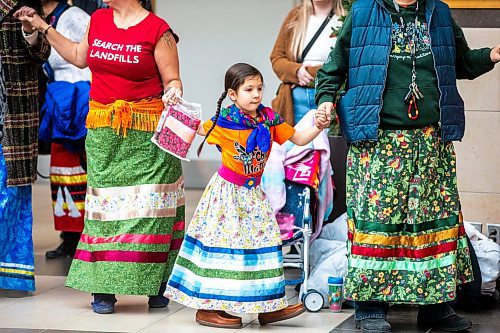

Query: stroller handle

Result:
[303,188,311,225]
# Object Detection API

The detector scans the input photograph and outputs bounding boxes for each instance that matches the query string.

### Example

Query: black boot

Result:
[148,281,169,308]
[417,314,472,332]
[45,232,79,259]
[418,302,472,332]
[355,318,392,333]
[45,242,75,258]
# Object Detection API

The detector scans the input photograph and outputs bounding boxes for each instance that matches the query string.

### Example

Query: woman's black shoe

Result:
[355,318,392,333]
[417,314,472,332]
[45,242,76,259]
[148,281,169,308]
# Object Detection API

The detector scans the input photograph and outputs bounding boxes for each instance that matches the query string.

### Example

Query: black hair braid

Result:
[197,91,227,157]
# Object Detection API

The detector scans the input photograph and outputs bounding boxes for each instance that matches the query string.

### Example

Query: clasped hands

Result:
[13,6,46,34]
[315,102,334,130]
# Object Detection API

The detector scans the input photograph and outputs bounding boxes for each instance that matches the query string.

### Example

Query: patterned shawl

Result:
[215,104,285,153]
[0,0,50,186]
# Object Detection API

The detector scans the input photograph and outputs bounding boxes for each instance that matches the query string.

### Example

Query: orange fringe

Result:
[87,99,164,137]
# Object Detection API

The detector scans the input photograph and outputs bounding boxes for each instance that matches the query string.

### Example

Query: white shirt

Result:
[48,6,91,82]
[302,14,342,67]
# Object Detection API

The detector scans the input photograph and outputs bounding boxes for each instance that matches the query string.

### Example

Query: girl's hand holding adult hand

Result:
[14,7,47,34]
[296,65,314,87]
[162,87,183,107]
[315,116,330,130]
[490,45,500,63]
[316,109,327,122]
[315,109,330,130]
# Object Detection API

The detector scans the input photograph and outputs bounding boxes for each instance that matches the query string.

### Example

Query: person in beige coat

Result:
[270,0,344,125]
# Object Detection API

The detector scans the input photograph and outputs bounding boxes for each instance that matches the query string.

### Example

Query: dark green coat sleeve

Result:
[453,19,495,80]
[315,12,352,106]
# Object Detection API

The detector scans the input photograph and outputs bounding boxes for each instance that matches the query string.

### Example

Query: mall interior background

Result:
[37,0,500,241]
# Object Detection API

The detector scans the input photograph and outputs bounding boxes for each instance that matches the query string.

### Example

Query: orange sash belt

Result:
[87,99,164,137]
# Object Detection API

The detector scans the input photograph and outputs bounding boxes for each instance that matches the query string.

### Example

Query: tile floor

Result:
[0,180,354,332]
[0,275,352,333]
[1,180,498,332]
[332,303,500,333]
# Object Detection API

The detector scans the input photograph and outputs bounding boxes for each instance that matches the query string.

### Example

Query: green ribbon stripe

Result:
[176,256,284,280]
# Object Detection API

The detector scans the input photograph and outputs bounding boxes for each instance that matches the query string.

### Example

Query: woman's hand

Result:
[162,87,183,107]
[315,109,330,130]
[296,65,314,86]
[14,7,48,33]
[490,45,500,63]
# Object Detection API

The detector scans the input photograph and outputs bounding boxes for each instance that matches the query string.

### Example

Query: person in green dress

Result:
[315,0,500,332]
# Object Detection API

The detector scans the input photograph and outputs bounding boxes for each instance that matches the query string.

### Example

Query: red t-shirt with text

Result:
[87,9,174,104]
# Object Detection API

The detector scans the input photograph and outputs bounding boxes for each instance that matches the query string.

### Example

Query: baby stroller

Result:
[276,151,324,312]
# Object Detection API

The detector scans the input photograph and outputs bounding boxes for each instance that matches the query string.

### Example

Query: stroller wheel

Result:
[302,290,324,312]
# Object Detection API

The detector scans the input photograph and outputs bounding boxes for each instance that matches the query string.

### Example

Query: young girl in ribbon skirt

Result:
[165,63,330,329]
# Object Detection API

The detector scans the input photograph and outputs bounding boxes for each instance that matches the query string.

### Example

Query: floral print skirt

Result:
[344,126,472,304]
[165,173,288,313]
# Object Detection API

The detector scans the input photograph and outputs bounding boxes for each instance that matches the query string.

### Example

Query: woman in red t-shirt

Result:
[16,0,185,314]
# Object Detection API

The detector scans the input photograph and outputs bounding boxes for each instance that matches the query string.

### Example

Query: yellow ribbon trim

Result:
[50,174,87,185]
[87,99,164,137]
[353,227,460,247]
[0,268,35,276]
[348,217,461,247]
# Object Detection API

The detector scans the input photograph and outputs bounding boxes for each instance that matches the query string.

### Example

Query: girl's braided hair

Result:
[197,91,225,156]
[197,63,263,156]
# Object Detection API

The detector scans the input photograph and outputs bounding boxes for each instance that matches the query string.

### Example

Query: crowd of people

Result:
[0,0,498,332]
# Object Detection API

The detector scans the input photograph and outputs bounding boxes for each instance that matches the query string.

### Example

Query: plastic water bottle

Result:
[328,276,343,312]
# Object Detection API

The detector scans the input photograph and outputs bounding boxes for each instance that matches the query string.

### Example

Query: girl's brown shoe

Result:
[196,309,243,329]
[216,310,242,320]
[258,303,306,325]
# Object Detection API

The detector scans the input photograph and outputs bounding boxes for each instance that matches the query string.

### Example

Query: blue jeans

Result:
[354,301,389,320]
[355,301,456,322]
[292,87,317,125]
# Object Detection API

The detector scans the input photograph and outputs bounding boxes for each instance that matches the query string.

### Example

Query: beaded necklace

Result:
[393,0,423,120]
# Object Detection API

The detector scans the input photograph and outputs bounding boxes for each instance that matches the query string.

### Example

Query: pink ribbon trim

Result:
[74,250,168,263]
[80,233,172,245]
